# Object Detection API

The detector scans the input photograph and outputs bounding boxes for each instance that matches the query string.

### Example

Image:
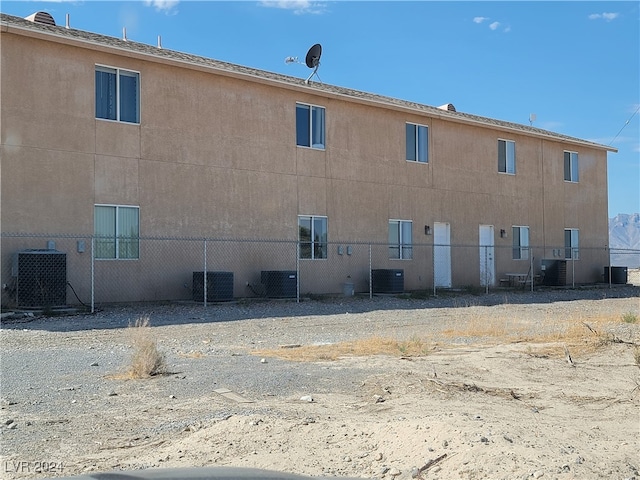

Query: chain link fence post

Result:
[203,239,208,308]
[607,246,612,288]
[91,236,95,313]
[296,241,300,303]
[529,247,534,292]
[368,244,372,299]
[571,247,576,288]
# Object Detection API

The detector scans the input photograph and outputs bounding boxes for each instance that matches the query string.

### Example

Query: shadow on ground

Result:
[1,284,638,333]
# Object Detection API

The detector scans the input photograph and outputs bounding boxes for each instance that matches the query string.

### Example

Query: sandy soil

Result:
[1,293,639,480]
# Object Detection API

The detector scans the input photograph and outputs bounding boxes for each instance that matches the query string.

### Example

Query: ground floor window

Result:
[564,228,579,260]
[94,205,140,259]
[298,215,328,259]
[389,220,412,259]
[512,226,529,260]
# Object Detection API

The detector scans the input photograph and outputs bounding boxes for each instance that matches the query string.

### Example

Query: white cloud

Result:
[258,1,327,15]
[474,16,509,32]
[588,12,619,22]
[144,0,179,13]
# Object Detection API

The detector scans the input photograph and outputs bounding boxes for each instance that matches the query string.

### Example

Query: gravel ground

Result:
[1,285,639,479]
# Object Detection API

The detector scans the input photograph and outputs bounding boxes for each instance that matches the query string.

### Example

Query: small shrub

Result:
[621,312,638,324]
[634,347,640,368]
[126,316,166,378]
[399,334,430,356]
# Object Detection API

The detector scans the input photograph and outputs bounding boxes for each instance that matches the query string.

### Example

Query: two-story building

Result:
[0,12,617,305]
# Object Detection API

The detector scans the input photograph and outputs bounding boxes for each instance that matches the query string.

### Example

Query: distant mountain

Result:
[609,213,640,268]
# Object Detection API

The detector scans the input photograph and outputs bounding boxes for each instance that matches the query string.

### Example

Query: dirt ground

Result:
[1,292,639,480]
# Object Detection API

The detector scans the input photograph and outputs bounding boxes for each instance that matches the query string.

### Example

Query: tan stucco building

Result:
[1,12,617,305]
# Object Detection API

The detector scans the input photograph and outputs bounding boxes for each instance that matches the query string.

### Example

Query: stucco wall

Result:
[0,25,612,300]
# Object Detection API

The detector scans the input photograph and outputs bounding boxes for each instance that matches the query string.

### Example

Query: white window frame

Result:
[94,204,140,260]
[512,226,529,260]
[298,215,328,260]
[296,102,325,150]
[406,123,429,163]
[95,64,140,124]
[564,151,579,182]
[498,139,516,174]
[389,219,413,260]
[564,228,580,260]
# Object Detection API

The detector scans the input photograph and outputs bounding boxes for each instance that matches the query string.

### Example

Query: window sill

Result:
[96,117,140,125]
[296,145,325,151]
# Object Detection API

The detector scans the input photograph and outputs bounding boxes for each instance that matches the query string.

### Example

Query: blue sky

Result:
[4,1,639,216]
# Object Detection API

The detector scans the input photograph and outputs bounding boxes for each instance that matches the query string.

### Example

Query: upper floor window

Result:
[406,123,428,163]
[298,215,327,259]
[564,151,579,182]
[389,220,413,259]
[498,139,516,174]
[94,205,140,259]
[512,226,529,260]
[95,66,140,123]
[564,228,579,260]
[296,103,325,149]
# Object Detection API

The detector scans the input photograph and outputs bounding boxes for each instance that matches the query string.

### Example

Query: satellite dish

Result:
[304,43,322,84]
[284,43,323,84]
[305,43,322,68]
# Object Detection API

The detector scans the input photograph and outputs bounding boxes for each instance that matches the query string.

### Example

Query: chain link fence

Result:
[2,233,638,311]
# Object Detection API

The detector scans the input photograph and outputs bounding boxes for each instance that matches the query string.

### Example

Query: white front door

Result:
[479,225,495,286]
[434,222,452,288]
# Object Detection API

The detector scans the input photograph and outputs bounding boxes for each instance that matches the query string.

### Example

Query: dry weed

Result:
[471,312,635,360]
[254,335,430,362]
[254,311,638,363]
[111,316,166,379]
[424,311,635,360]
[441,313,523,341]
